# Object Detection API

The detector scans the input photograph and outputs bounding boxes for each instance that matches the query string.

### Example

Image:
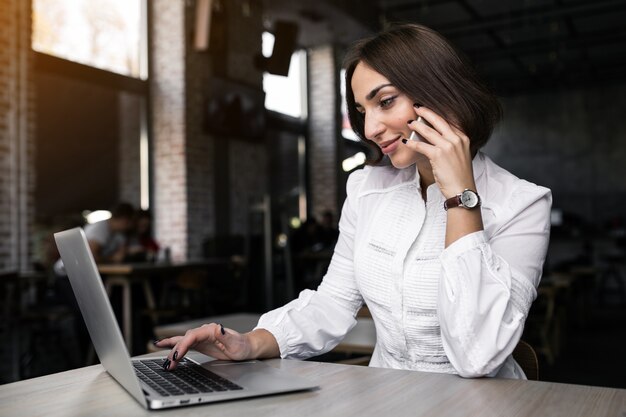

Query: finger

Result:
[408,114,466,156]
[153,336,182,348]
[215,340,227,352]
[414,106,459,142]
[402,136,437,159]
[214,324,234,352]
[407,118,447,147]
[157,336,183,371]
[214,325,250,360]
[449,125,471,148]
[167,325,216,370]
[406,118,433,144]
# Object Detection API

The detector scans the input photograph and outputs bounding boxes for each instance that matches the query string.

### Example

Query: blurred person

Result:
[126,209,160,262]
[53,202,135,275]
[84,202,135,264]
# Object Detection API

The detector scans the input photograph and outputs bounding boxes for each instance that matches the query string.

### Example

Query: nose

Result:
[363,112,385,142]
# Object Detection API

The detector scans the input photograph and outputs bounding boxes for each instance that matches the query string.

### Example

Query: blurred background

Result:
[1,0,625,388]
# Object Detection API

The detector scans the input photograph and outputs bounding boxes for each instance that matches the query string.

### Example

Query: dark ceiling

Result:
[263,0,626,95]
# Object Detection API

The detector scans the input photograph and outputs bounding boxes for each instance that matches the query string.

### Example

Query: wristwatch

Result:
[444,189,481,210]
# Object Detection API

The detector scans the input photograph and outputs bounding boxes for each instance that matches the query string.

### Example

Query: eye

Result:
[380,95,397,108]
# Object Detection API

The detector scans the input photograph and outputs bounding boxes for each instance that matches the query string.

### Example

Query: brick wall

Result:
[0,0,35,272]
[307,45,340,221]
[118,92,141,209]
[151,0,266,259]
[183,0,216,259]
[0,1,10,268]
[151,0,189,261]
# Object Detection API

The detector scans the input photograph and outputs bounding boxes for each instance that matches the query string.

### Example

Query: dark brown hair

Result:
[343,23,502,163]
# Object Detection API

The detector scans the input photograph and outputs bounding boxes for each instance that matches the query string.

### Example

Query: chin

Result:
[388,154,418,169]
[389,160,413,169]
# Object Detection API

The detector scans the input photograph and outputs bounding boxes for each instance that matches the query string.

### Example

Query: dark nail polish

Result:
[407,119,414,124]
[401,139,408,144]
[163,359,170,370]
[173,351,178,361]
[152,339,161,346]
[220,324,225,335]
[414,103,422,108]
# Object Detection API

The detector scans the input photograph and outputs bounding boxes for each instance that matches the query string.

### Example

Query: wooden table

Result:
[1,352,624,417]
[98,259,232,351]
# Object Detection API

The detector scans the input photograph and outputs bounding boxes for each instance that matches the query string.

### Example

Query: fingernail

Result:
[163,359,171,370]
[152,339,161,346]
[401,139,408,144]
[173,351,178,361]
[407,119,414,124]
[220,324,225,335]
[414,103,422,108]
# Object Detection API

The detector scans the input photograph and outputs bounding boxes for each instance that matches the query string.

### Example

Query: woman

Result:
[156,24,551,379]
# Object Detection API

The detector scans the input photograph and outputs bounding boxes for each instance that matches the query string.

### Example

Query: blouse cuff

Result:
[253,322,290,359]
[440,230,486,262]
[253,290,317,359]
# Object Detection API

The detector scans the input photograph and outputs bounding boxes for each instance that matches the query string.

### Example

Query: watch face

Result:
[460,190,479,208]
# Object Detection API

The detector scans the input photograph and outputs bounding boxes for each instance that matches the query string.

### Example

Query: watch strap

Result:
[443,195,462,210]
[444,189,480,211]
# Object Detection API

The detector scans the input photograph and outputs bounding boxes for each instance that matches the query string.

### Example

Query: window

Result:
[32,0,146,79]
[262,32,307,119]
[33,0,150,212]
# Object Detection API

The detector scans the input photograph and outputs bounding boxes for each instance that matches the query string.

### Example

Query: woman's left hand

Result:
[404,106,476,198]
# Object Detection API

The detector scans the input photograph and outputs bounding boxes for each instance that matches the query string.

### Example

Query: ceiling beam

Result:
[382,0,626,36]
[322,0,380,30]
[465,27,626,62]
[485,55,626,89]
[437,0,626,37]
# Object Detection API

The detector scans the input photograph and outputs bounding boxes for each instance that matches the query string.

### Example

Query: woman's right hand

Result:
[154,323,253,371]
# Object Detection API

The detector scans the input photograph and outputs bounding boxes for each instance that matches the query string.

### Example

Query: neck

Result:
[417,161,435,192]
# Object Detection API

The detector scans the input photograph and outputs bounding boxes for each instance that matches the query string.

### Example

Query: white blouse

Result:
[256,152,552,379]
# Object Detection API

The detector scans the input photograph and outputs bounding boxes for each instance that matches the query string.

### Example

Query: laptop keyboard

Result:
[133,358,243,397]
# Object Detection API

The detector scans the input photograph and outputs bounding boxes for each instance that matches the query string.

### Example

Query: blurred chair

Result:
[597,254,626,305]
[525,282,562,365]
[1,271,80,380]
[513,340,539,381]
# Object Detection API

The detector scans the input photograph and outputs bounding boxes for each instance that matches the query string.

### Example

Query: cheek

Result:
[393,115,409,129]
[395,102,416,123]
[389,145,419,169]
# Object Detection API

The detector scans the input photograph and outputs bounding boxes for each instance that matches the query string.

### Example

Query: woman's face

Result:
[351,62,425,169]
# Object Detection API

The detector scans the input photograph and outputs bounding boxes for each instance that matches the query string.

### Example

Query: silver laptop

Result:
[54,227,318,410]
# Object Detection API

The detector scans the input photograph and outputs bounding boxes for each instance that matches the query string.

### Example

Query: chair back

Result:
[513,340,539,380]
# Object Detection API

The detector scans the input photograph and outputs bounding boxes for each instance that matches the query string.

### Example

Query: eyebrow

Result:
[366,83,393,101]
[355,83,394,108]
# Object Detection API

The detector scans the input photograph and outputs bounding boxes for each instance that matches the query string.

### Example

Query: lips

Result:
[379,136,401,154]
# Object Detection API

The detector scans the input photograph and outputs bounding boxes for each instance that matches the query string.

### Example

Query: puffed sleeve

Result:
[438,181,552,377]
[254,168,368,359]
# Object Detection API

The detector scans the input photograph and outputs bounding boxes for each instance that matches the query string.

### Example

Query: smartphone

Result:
[409,116,433,142]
